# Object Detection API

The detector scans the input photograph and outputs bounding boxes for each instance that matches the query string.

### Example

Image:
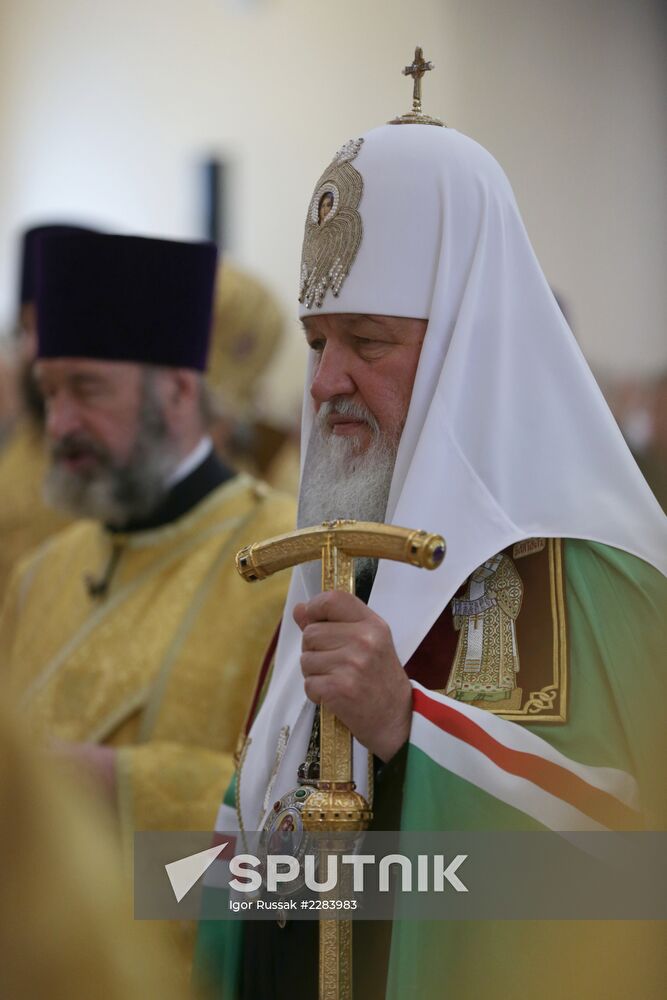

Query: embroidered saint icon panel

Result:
[299,138,364,309]
[443,539,568,723]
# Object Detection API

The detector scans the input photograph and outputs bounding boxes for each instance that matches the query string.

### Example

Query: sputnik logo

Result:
[165,842,228,902]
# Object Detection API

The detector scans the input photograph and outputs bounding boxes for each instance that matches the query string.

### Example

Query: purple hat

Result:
[36,233,218,371]
[19,224,97,306]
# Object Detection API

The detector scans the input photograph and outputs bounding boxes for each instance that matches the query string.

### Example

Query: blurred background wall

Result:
[1,0,665,422]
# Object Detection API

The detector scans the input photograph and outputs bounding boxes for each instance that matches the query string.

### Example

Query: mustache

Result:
[50,434,112,465]
[316,397,380,435]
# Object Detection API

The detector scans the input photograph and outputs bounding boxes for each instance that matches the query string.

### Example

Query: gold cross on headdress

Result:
[389,45,445,127]
[404,47,433,115]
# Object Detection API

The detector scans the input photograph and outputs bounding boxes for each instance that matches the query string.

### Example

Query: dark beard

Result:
[44,373,178,527]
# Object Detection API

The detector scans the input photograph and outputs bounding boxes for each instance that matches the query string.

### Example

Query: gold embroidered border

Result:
[490,538,568,724]
[138,502,263,742]
[367,748,375,811]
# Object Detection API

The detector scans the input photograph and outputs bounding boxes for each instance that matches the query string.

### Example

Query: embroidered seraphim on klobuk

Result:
[299,138,364,309]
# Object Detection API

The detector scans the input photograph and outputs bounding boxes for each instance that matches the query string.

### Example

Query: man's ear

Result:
[163,368,198,409]
[156,368,201,440]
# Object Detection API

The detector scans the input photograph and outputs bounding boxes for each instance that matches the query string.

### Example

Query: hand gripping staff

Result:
[236,519,445,1000]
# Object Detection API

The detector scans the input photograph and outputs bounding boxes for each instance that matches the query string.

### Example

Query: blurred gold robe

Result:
[0,472,294,840]
[0,700,188,1000]
[0,419,70,596]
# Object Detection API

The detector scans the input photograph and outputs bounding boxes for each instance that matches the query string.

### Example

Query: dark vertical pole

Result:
[202,158,228,250]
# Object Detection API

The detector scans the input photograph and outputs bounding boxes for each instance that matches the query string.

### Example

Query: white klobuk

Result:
[234,124,667,836]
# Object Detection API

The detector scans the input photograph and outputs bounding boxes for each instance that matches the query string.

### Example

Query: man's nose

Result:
[309,343,356,405]
[45,395,83,440]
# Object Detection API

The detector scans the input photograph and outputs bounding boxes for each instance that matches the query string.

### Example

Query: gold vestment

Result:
[0,472,294,973]
[1,472,294,835]
[0,701,188,1000]
[0,419,70,595]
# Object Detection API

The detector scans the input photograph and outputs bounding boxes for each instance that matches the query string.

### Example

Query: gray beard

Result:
[44,377,179,527]
[297,399,399,591]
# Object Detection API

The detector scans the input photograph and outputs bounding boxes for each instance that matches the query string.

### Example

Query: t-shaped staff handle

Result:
[237,518,445,584]
[237,518,445,789]
[236,520,445,1000]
